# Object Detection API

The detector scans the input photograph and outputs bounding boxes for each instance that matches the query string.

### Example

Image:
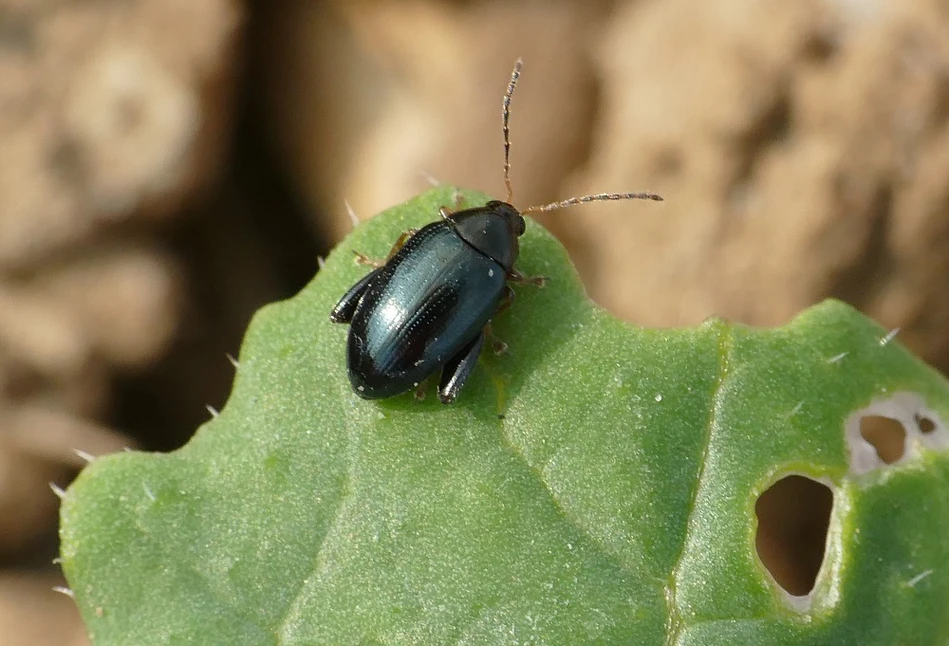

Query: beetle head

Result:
[449,200,524,271]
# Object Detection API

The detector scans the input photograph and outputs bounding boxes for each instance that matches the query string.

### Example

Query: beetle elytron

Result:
[331,59,662,403]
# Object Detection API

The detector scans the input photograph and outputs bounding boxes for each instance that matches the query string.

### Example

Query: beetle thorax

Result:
[449,200,524,270]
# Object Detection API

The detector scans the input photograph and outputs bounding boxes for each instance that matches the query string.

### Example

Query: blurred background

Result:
[2,0,948,642]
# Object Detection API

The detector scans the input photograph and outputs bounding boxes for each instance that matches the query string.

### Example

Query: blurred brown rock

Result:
[0,406,131,555]
[266,0,949,373]
[0,0,243,642]
[36,245,183,367]
[0,0,242,269]
[0,571,89,646]
[564,0,949,370]
[1,0,947,640]
[259,0,604,242]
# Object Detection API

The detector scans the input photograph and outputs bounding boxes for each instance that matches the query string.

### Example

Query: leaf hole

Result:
[859,415,906,464]
[915,414,936,435]
[755,475,833,599]
[846,393,949,475]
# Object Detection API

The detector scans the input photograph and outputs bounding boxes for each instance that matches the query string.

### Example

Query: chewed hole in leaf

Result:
[845,392,949,475]
[755,475,833,600]
[859,416,906,464]
[915,414,936,435]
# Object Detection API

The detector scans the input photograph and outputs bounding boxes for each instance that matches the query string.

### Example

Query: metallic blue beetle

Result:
[330,60,662,403]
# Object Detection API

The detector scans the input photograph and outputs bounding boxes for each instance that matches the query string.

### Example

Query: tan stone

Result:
[0,571,89,646]
[259,0,601,241]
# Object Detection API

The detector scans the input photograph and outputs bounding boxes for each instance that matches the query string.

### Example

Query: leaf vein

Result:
[274,416,354,645]
[666,323,733,644]
[496,421,639,579]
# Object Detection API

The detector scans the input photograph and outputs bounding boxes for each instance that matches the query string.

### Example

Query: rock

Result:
[557,0,949,373]
[258,0,601,241]
[0,570,89,646]
[0,0,242,630]
[0,0,243,270]
[36,245,183,368]
[258,0,949,375]
[0,405,132,556]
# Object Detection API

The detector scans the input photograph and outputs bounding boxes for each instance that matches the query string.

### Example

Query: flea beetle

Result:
[330,59,662,403]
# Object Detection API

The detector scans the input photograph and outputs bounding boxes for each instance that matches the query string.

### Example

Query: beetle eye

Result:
[512,214,526,236]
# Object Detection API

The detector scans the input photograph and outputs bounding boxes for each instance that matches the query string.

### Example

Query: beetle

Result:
[330,59,662,403]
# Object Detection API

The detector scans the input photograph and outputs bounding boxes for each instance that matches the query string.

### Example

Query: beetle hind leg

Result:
[330,267,383,323]
[438,333,484,404]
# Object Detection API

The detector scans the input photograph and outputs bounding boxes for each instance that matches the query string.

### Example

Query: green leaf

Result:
[60,186,949,645]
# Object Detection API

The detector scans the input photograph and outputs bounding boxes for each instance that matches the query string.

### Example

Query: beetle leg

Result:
[507,267,547,288]
[386,228,418,260]
[353,251,384,268]
[438,333,484,404]
[486,287,514,356]
[413,379,429,401]
[496,285,516,315]
[437,191,467,222]
[353,228,419,267]
[484,321,509,356]
[330,267,384,323]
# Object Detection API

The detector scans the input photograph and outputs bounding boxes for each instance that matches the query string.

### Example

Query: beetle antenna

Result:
[522,191,663,214]
[502,59,522,204]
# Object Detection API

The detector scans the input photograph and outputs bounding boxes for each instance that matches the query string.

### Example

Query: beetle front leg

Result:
[438,333,484,404]
[438,192,466,220]
[354,228,418,267]
[507,267,547,288]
